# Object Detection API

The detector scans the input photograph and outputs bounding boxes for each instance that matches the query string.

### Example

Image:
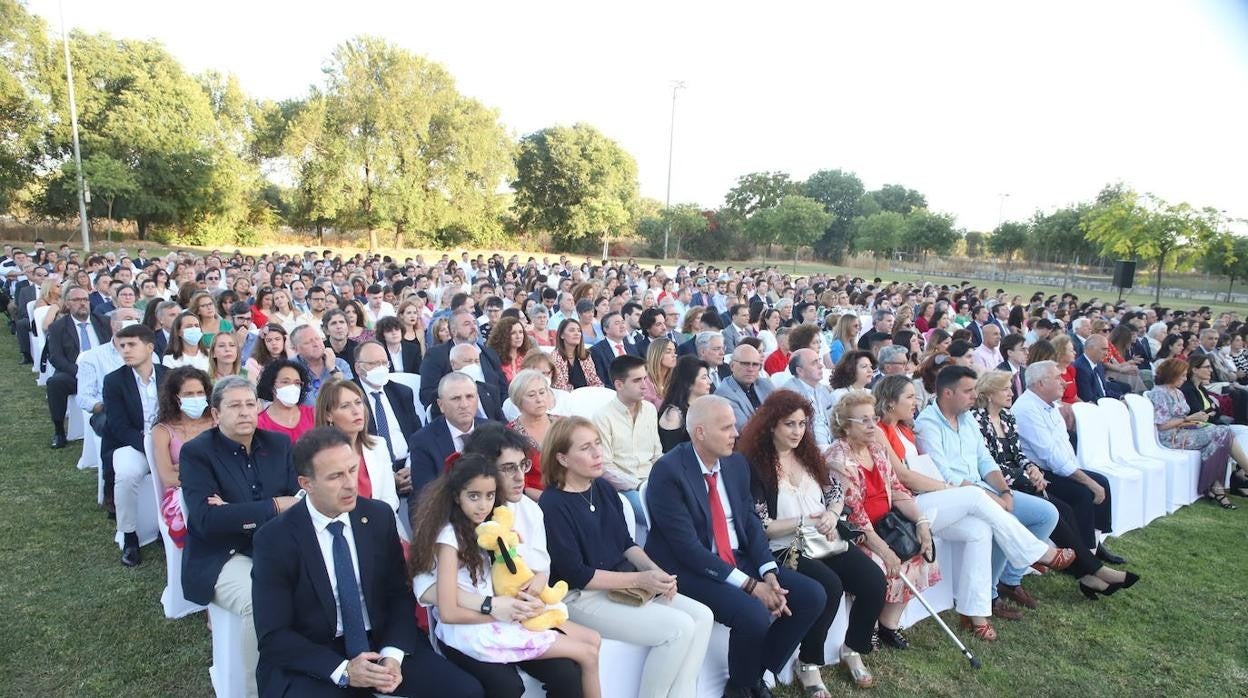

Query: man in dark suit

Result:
[417,309,505,408]
[589,311,639,386]
[406,373,487,503]
[181,376,300,698]
[691,331,732,392]
[14,265,45,364]
[645,395,823,698]
[634,307,668,358]
[968,305,990,347]
[151,300,180,359]
[251,426,482,698]
[45,286,112,448]
[997,333,1028,400]
[101,324,167,566]
[352,341,421,499]
[1074,335,1124,401]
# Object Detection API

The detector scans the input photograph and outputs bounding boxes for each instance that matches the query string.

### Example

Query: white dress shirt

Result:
[1011,389,1080,477]
[306,501,403,683]
[506,496,550,573]
[692,450,778,587]
[447,421,473,454]
[366,387,409,462]
[76,343,123,412]
[133,366,160,431]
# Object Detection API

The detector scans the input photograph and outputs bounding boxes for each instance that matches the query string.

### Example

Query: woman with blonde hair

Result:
[268,287,300,332]
[207,331,242,382]
[551,319,603,391]
[313,378,403,533]
[34,280,63,334]
[829,314,860,364]
[505,368,560,499]
[641,337,677,408]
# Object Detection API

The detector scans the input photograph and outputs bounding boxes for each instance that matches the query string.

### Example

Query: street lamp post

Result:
[662,81,686,260]
[60,0,90,252]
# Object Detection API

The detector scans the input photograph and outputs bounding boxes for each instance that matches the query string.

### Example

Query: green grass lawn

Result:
[1,328,1246,698]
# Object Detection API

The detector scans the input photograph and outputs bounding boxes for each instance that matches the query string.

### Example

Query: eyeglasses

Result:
[734,360,762,369]
[843,415,880,426]
[498,459,532,477]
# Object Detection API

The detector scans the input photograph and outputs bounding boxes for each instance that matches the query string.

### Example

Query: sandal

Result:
[958,614,998,641]
[796,663,832,697]
[1207,487,1237,510]
[877,625,909,650]
[840,651,875,689]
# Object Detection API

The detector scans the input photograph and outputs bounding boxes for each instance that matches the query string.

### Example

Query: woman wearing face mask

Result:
[150,367,215,549]
[161,312,210,371]
[255,359,316,444]
[314,378,403,534]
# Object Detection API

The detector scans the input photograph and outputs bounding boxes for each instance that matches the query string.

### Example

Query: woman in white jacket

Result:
[313,378,404,539]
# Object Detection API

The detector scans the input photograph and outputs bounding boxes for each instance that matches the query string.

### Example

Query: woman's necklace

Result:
[574,484,595,512]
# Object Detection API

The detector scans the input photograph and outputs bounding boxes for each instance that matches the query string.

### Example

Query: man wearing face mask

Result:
[430,343,504,422]
[352,341,421,498]
[417,309,506,408]
[77,309,141,446]
[46,286,114,448]
[102,324,167,566]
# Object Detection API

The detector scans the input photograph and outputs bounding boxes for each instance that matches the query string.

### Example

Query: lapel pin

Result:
[360,517,368,524]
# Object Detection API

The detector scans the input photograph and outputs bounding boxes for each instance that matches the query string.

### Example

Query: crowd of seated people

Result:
[7,240,1248,698]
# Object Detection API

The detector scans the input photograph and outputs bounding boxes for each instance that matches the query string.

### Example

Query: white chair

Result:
[619,492,636,538]
[563,386,617,418]
[502,397,521,421]
[1070,402,1146,534]
[145,433,205,619]
[770,371,792,390]
[77,408,102,470]
[207,603,247,698]
[26,299,40,377]
[549,389,573,416]
[65,396,84,442]
[112,445,160,549]
[539,345,555,355]
[387,372,423,416]
[1098,398,1169,524]
[1124,393,1201,510]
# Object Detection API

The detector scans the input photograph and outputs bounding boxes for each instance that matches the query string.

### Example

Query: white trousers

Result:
[566,590,714,698]
[113,446,148,535]
[915,487,1049,617]
[214,554,259,698]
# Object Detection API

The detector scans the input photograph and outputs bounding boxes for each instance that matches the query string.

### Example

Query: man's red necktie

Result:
[704,472,736,566]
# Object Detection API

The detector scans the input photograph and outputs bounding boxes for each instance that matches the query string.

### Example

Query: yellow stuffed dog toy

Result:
[475,506,569,632]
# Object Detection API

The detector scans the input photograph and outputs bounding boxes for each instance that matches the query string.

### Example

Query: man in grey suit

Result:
[15,265,47,364]
[721,303,753,355]
[712,343,775,431]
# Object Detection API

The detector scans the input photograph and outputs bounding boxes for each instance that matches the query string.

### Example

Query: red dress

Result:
[860,461,892,524]
[763,349,790,376]
[1060,363,1078,403]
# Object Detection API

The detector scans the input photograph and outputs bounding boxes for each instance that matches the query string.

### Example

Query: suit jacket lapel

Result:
[350,506,378,624]
[293,500,338,628]
[679,445,712,544]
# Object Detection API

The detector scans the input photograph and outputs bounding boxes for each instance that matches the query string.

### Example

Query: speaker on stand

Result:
[1112,260,1136,302]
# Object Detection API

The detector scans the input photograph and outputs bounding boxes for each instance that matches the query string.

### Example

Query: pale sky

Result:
[28,0,1248,232]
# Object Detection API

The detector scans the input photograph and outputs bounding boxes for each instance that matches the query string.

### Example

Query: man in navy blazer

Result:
[589,311,638,386]
[181,376,300,698]
[45,286,113,448]
[352,341,422,497]
[251,427,481,698]
[101,324,167,566]
[1075,335,1124,401]
[644,395,824,698]
[417,309,505,407]
[406,373,488,503]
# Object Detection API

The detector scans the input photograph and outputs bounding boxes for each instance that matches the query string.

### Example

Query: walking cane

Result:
[898,574,981,669]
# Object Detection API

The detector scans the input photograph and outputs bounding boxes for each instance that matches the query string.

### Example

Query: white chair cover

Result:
[563,386,617,418]
[145,433,205,619]
[207,603,247,698]
[1070,402,1145,533]
[1097,398,1169,525]
[112,445,159,549]
[1123,393,1201,509]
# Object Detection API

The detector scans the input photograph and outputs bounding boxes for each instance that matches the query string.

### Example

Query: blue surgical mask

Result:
[182,327,204,345]
[180,396,208,419]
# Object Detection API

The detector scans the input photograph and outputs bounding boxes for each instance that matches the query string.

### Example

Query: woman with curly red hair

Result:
[737,390,886,692]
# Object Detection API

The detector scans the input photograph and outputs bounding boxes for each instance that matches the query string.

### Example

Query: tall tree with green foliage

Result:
[0,0,54,213]
[964,230,986,258]
[724,171,796,218]
[747,195,831,270]
[661,204,709,259]
[801,169,864,262]
[852,210,906,275]
[988,221,1029,271]
[1200,231,1248,302]
[904,209,959,269]
[512,123,639,251]
[866,183,927,215]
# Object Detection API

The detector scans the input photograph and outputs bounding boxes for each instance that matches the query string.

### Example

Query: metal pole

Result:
[662,81,685,260]
[60,0,90,252]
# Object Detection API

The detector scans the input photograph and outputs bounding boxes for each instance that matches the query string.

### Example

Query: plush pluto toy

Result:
[475,505,569,631]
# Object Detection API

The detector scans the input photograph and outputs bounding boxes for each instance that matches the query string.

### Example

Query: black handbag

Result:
[89,410,107,437]
[875,508,932,562]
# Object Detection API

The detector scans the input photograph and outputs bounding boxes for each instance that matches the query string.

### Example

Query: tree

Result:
[1084,190,1216,304]
[851,211,905,275]
[866,183,927,215]
[660,203,708,259]
[747,195,831,270]
[512,123,639,252]
[1201,231,1248,302]
[988,221,1029,270]
[964,230,986,258]
[0,0,54,213]
[904,210,959,269]
[723,171,796,218]
[801,169,864,262]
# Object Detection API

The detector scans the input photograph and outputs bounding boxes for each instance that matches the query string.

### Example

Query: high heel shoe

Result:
[1207,487,1237,510]
[1078,582,1102,600]
[839,652,875,689]
[958,614,997,641]
[1101,571,1141,596]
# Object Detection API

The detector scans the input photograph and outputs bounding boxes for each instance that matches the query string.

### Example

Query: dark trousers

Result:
[680,564,825,690]
[440,643,582,698]
[781,544,886,659]
[276,642,484,698]
[17,319,31,360]
[1044,470,1111,549]
[1044,495,1102,578]
[46,370,76,436]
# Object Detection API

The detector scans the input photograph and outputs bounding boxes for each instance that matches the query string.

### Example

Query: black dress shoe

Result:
[721,684,752,698]
[49,434,67,449]
[753,680,775,698]
[121,545,142,567]
[1096,544,1127,565]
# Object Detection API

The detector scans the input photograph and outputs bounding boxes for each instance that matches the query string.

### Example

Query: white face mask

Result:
[274,384,302,406]
[457,363,484,384]
[119,319,139,329]
[365,365,390,387]
[180,396,209,419]
[182,327,203,346]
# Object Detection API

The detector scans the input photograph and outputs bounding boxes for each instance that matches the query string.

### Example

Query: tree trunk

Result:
[1228,276,1236,304]
[368,228,378,252]
[1154,256,1165,306]
[873,254,880,276]
[792,246,799,272]
[394,223,403,250]
[316,222,325,246]
[137,217,148,241]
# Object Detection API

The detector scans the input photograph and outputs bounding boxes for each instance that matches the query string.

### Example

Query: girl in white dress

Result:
[409,454,603,698]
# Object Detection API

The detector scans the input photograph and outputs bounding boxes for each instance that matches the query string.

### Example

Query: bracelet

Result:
[744,577,758,594]
[916,517,929,526]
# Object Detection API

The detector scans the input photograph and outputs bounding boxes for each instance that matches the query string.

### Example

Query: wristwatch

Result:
[337,669,349,688]
[479,596,493,616]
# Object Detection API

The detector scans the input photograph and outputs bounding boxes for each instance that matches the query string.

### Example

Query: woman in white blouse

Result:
[161,311,210,372]
[313,378,403,537]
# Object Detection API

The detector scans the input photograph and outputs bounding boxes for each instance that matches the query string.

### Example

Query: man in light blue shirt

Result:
[915,364,1058,615]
